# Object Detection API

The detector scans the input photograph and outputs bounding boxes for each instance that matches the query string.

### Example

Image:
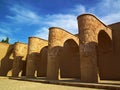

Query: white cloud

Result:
[34,14,78,39]
[90,0,120,24]
[2,1,120,43]
[2,4,87,41]
[0,28,10,35]
[0,36,6,41]
[33,5,86,39]
[6,5,41,25]
[100,0,120,24]
[44,14,78,34]
[101,13,120,25]
[70,5,86,15]
[34,1,120,39]
[34,27,49,40]
[0,24,13,36]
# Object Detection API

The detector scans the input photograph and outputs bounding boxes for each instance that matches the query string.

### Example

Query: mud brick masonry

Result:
[0,14,120,83]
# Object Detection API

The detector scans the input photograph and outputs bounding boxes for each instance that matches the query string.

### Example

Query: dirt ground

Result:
[0,77,105,90]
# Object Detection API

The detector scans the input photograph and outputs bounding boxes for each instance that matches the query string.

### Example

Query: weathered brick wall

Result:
[108,22,120,80]
[47,27,80,80]
[0,42,14,76]
[12,42,28,77]
[26,37,48,77]
[77,14,112,82]
[109,22,120,55]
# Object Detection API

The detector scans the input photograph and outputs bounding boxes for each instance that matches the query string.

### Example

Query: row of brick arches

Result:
[0,14,120,83]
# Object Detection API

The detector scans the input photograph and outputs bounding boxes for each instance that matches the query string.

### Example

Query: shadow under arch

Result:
[0,45,13,76]
[97,30,115,80]
[37,46,48,77]
[12,56,26,77]
[60,39,80,79]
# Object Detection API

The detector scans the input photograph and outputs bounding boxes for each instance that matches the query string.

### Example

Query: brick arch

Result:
[37,46,48,77]
[77,14,112,82]
[47,27,79,80]
[97,30,113,80]
[97,30,120,80]
[98,30,112,51]
[26,37,48,78]
[48,27,79,47]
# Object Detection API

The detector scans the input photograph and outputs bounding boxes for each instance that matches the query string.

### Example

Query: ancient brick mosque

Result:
[0,14,120,83]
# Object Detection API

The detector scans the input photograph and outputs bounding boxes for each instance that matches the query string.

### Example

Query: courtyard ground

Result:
[0,77,105,90]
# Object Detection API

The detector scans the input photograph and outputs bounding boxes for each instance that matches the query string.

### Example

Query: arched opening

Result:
[0,45,13,76]
[60,39,80,79]
[97,30,114,80]
[12,56,26,77]
[37,46,48,77]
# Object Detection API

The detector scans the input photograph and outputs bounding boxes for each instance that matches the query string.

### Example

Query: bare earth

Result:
[0,78,104,90]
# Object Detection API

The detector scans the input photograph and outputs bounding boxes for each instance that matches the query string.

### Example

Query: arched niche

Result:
[60,39,80,79]
[37,46,48,77]
[97,30,114,80]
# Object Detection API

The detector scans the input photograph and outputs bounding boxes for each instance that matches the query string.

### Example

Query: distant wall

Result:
[12,42,28,77]
[26,37,48,77]
[0,42,14,76]
[47,27,80,80]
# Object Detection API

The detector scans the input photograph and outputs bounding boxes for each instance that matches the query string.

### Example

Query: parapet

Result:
[14,42,28,60]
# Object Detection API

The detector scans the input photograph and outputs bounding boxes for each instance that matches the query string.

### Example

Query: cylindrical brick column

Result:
[47,27,64,80]
[26,37,38,77]
[26,37,48,77]
[12,42,28,77]
[77,14,99,82]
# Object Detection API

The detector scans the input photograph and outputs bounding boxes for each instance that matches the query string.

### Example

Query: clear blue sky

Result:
[0,0,120,43]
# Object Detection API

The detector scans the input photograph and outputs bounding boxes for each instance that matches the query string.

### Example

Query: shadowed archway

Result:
[97,30,114,80]
[60,39,80,78]
[37,46,48,77]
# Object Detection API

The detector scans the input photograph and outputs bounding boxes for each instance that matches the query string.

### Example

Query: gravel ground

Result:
[0,78,104,90]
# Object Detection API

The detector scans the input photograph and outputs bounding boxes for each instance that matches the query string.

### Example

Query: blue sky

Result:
[0,0,120,43]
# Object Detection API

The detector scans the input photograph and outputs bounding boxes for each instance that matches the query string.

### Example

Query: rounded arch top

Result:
[97,30,112,42]
[29,36,48,42]
[77,14,110,29]
[63,39,79,49]
[98,30,112,49]
[48,27,79,47]
[77,13,112,43]
[49,27,77,36]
